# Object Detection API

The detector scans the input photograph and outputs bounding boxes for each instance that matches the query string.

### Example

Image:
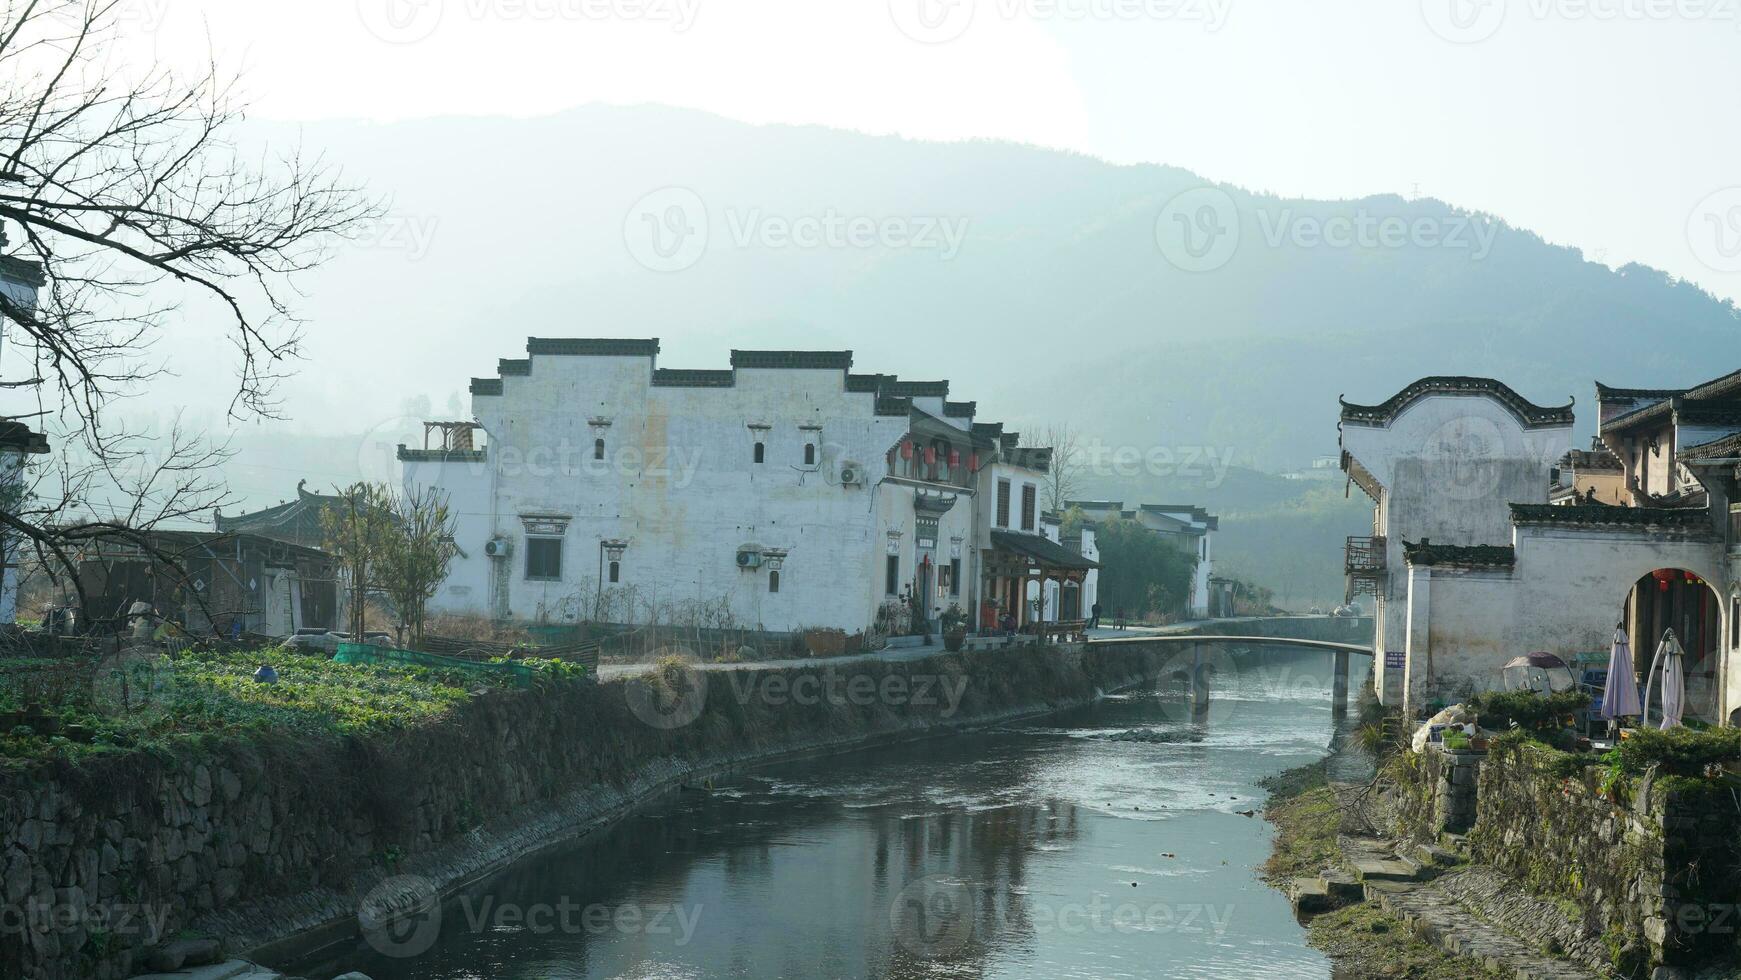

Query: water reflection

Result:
[288,651,1342,980]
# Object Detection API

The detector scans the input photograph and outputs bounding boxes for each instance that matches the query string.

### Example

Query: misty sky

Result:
[123,0,1741,305]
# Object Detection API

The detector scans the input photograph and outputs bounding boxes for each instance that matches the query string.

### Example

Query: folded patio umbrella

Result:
[1601,628,1642,720]
[1658,634,1685,730]
[1641,629,1687,730]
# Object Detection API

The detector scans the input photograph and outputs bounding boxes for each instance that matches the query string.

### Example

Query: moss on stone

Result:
[1306,903,1512,979]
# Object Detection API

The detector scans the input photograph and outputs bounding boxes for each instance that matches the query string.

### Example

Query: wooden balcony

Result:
[1345,535,1386,600]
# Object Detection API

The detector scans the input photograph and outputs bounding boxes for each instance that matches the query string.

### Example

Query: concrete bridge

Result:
[1090,616,1375,721]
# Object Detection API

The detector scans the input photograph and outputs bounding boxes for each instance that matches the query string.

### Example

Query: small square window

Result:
[754,442,765,464]
[804,443,815,466]
[608,560,620,584]
[769,570,780,593]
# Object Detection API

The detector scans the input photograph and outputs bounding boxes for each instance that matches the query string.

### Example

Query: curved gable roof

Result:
[1340,376,1574,430]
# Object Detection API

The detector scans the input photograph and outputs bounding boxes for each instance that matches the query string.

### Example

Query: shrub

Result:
[1468,689,1589,732]
[1613,726,1741,776]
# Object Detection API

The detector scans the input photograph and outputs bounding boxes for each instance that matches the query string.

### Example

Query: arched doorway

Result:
[1623,568,1722,725]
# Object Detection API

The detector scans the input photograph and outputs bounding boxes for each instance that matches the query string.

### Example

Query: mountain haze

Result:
[174,105,1737,604]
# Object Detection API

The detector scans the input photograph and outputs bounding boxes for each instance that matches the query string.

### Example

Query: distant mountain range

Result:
[198,104,1737,606]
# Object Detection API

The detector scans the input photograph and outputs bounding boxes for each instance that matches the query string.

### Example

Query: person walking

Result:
[1089,602,1102,629]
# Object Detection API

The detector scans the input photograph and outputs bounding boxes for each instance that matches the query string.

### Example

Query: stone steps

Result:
[1319,867,1364,902]
[1289,877,1334,917]
[1353,857,1424,882]
[1368,879,1602,980]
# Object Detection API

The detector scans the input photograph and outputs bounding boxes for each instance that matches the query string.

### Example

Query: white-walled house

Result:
[400,339,1094,636]
[1340,374,1740,722]
[1065,500,1217,617]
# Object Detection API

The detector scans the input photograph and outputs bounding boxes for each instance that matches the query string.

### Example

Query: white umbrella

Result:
[1659,635,1686,730]
[1641,629,1687,730]
[1601,628,1642,720]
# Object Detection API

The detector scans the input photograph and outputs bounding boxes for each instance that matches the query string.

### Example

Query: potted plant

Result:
[940,605,968,652]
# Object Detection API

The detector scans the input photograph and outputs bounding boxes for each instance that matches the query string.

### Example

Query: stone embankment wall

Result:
[2,640,1182,980]
[1391,746,1481,842]
[1463,743,1741,973]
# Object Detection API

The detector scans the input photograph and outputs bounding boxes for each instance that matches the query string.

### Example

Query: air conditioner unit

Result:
[484,537,512,558]
[838,461,864,485]
[736,549,762,569]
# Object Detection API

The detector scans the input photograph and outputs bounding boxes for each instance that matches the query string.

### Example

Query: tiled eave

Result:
[528,337,660,357]
[397,447,487,464]
[1679,433,1741,463]
[1340,376,1575,430]
[1510,503,1711,530]
[1402,541,1516,569]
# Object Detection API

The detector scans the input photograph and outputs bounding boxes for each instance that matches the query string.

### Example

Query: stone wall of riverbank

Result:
[2,641,1173,980]
[1391,746,1481,842]
[1465,742,1741,973]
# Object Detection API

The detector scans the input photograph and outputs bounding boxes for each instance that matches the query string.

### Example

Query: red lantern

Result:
[900,440,913,459]
[924,447,936,465]
[969,453,980,472]
[1653,569,1678,592]
[948,450,961,467]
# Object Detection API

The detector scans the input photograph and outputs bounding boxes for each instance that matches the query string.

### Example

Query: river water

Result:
[290,652,1343,980]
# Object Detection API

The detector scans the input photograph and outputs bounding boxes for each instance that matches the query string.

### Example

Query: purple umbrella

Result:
[1601,628,1642,720]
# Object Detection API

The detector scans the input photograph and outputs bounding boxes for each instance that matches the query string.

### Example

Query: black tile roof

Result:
[1600,369,1741,430]
[884,380,949,398]
[1679,433,1741,462]
[498,358,531,376]
[1510,504,1710,529]
[0,421,48,454]
[397,447,487,464]
[1674,402,1741,428]
[943,401,976,418]
[1340,377,1575,429]
[1595,382,1682,402]
[651,368,735,388]
[1402,540,1516,568]
[470,378,503,396]
[846,373,889,393]
[1561,447,1622,473]
[875,395,912,417]
[527,338,660,357]
[989,529,1099,571]
[730,350,854,370]
[0,254,44,287]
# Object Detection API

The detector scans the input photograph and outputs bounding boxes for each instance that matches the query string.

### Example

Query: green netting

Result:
[333,643,543,685]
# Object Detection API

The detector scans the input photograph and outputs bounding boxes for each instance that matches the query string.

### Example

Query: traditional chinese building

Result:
[400,339,1094,636]
[1340,373,1739,722]
[1063,500,1217,616]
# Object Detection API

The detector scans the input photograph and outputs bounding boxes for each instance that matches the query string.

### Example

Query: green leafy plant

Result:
[1468,690,1590,732]
[1613,726,1741,777]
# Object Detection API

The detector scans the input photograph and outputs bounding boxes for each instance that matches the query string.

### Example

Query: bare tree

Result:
[0,0,377,611]
[377,485,456,648]
[1033,422,1085,512]
[321,483,395,641]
